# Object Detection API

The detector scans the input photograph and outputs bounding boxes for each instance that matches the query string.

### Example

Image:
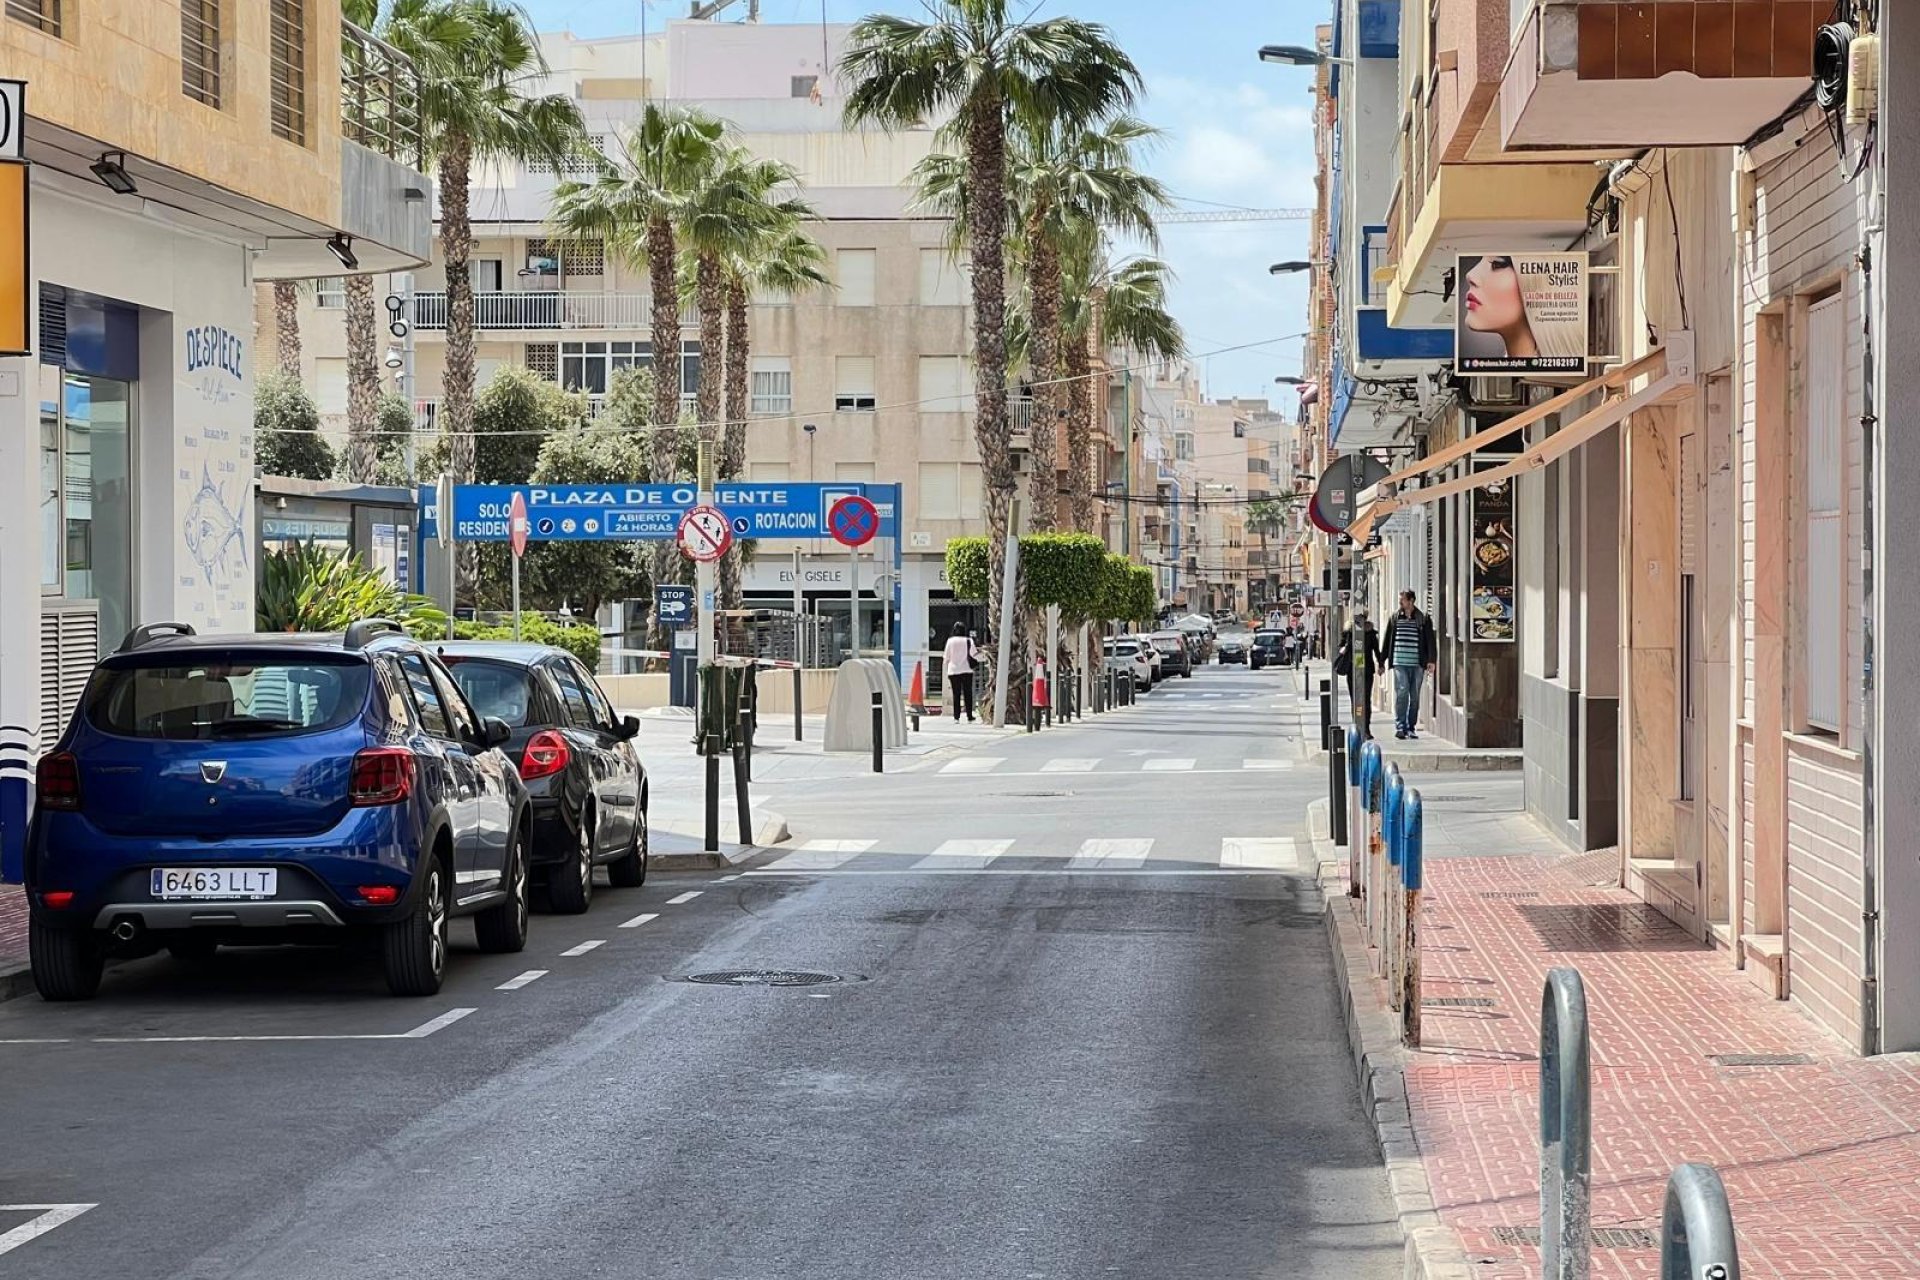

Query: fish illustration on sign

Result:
[184,465,247,585]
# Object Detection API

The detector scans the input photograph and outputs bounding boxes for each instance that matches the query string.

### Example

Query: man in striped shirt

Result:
[1381,590,1437,740]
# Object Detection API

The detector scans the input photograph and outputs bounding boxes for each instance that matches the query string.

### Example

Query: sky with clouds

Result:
[517,0,1328,404]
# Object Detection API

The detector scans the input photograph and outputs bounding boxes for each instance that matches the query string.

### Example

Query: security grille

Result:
[525,135,607,176]
[181,0,221,107]
[526,237,605,277]
[4,0,59,36]
[269,0,308,145]
[524,343,559,381]
[40,606,98,746]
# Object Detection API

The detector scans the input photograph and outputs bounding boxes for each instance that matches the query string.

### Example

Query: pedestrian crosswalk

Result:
[934,756,1296,777]
[751,835,1309,876]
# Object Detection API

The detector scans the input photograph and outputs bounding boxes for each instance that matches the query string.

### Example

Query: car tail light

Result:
[36,752,81,812]
[40,890,75,910]
[356,885,400,905]
[349,748,415,806]
[520,730,570,781]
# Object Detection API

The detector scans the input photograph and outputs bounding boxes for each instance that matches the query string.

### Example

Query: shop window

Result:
[39,365,133,655]
[182,0,221,107]
[269,0,308,146]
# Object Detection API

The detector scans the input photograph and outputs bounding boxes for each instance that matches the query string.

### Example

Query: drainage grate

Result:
[684,970,841,987]
[1423,997,1495,1008]
[1710,1052,1815,1067]
[1479,891,1540,900]
[1491,1226,1658,1250]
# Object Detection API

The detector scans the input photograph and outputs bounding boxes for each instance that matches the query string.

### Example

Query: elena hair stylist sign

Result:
[1455,253,1588,376]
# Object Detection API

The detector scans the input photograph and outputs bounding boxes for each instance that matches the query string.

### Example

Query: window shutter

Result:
[1679,432,1699,575]
[1804,294,1845,732]
[40,605,98,746]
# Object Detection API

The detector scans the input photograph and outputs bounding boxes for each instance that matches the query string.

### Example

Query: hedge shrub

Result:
[947,536,1152,623]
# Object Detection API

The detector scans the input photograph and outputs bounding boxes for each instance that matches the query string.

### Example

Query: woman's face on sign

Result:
[1463,256,1525,333]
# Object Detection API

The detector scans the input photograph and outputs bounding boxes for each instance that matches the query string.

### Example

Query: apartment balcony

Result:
[1501,1,1823,151]
[411,292,705,333]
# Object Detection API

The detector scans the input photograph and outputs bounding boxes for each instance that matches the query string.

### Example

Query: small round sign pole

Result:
[827,494,881,664]
[508,490,530,641]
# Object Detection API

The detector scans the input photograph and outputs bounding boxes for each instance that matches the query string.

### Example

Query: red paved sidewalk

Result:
[1356,850,1920,1279]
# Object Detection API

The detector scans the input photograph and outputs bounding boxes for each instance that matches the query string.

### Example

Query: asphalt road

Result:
[0,660,1399,1280]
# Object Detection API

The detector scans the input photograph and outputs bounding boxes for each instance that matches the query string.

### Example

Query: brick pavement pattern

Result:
[1392,852,1920,1279]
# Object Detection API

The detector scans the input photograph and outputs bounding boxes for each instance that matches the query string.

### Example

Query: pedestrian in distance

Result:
[1381,589,1438,740]
[943,621,981,722]
[1332,607,1382,740]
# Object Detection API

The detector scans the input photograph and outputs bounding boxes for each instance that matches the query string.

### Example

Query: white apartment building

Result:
[285,17,989,668]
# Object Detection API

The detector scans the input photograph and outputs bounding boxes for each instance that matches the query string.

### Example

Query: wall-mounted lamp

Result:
[326,234,359,271]
[90,152,137,196]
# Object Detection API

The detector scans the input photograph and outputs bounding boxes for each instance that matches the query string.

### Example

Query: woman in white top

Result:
[941,622,982,722]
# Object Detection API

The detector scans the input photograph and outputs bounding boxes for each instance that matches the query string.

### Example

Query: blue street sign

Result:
[654,584,694,626]
[417,482,897,544]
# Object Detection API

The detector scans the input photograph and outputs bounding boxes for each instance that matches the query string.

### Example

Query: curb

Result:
[650,806,790,866]
[1307,749,1520,774]
[1313,849,1474,1280]
[1,959,34,1005]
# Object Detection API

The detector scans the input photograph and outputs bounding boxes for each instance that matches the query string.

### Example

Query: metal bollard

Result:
[1541,968,1592,1280]
[1382,764,1405,1001]
[738,706,754,784]
[793,665,804,742]
[1344,726,1363,890]
[871,691,884,774]
[1329,725,1349,850]
[1661,1164,1740,1280]
[1319,678,1333,749]
[703,731,721,855]
[1360,742,1385,956]
[731,725,753,846]
[1400,790,1424,1047]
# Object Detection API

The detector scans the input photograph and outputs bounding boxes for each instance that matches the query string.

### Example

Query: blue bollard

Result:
[1360,741,1384,813]
[1401,790,1424,892]
[1400,788,1425,1046]
[1383,764,1405,870]
[1346,725,1364,785]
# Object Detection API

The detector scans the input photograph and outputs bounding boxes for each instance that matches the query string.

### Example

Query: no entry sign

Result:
[828,494,880,548]
[677,504,733,562]
[508,491,530,559]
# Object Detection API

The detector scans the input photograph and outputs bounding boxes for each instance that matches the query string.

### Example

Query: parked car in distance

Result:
[438,642,648,914]
[1216,635,1248,664]
[27,619,530,1001]
[1105,638,1154,691]
[1148,630,1194,679]
[1251,630,1287,670]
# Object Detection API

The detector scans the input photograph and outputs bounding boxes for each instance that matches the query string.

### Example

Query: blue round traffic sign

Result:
[828,494,880,548]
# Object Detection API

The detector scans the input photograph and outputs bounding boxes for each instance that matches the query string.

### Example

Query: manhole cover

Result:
[1422,997,1495,1008]
[1491,1226,1656,1250]
[1710,1052,1815,1067]
[685,970,841,987]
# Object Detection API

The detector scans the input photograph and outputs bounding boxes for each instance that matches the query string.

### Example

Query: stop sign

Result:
[509,491,530,559]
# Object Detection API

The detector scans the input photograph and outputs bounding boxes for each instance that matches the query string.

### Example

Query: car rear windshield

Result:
[1150,636,1183,651]
[85,654,371,740]
[442,658,535,727]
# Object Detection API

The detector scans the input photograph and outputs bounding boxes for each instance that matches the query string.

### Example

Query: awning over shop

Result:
[1345,344,1689,543]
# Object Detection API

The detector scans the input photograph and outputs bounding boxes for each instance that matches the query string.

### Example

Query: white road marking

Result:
[496,970,547,991]
[81,1008,481,1044]
[939,756,1005,774]
[0,1205,97,1256]
[715,874,741,882]
[665,890,703,905]
[912,838,1014,870]
[400,1007,478,1038]
[1067,837,1154,869]
[1040,758,1100,773]
[560,940,605,957]
[619,912,660,929]
[762,840,876,871]
[746,867,1284,878]
[0,1038,71,1046]
[1141,758,1196,771]
[1243,759,1294,770]
[1220,837,1303,870]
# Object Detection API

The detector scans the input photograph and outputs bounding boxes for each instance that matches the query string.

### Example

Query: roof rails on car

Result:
[343,619,408,650]
[116,622,197,653]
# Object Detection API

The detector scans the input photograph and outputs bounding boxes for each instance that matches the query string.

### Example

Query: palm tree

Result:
[369,0,585,489]
[843,1,1142,723]
[552,104,727,643]
[1009,115,1166,532]
[342,274,384,481]
[1066,252,1183,534]
[272,281,304,377]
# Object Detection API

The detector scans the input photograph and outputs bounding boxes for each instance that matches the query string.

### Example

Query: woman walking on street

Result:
[943,621,981,723]
[1333,608,1382,740]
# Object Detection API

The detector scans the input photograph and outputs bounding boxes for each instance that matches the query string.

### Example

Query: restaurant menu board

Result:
[1470,467,1515,642]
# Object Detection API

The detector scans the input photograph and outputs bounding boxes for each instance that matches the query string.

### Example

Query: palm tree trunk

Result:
[1065,337,1095,534]
[646,213,683,651]
[694,252,726,448]
[966,91,1026,725]
[342,274,381,483]
[273,281,303,378]
[1025,211,1061,534]
[439,133,477,485]
[719,277,750,611]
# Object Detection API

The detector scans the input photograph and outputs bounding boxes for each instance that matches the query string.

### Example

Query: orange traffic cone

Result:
[1030,657,1051,731]
[907,661,929,728]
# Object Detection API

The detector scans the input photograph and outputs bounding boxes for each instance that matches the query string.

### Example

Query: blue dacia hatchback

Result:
[25,620,531,1000]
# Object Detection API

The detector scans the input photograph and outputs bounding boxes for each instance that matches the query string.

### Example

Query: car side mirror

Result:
[481,716,512,748]
[617,714,641,741]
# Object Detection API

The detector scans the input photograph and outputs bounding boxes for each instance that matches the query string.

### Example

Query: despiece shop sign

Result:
[1455,252,1588,376]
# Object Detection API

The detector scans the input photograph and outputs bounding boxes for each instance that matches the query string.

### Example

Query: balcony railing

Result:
[341,21,424,168]
[412,292,699,332]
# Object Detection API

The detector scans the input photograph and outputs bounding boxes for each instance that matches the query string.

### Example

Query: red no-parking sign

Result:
[676,504,734,562]
[828,494,880,548]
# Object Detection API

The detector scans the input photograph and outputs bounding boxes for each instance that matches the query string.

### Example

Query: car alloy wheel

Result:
[577,820,594,895]
[426,864,448,980]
